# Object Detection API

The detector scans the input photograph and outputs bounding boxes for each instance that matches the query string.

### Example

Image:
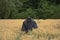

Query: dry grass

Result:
[0,19,60,40]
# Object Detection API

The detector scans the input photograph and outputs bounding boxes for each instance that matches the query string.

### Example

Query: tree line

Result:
[0,0,60,19]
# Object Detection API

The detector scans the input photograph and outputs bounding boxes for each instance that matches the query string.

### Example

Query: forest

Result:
[0,0,60,19]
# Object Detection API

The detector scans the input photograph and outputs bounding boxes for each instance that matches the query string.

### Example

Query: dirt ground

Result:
[0,19,60,40]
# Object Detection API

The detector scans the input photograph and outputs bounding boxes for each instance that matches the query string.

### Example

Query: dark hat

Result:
[27,17,31,20]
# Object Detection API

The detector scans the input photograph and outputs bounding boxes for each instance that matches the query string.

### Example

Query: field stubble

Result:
[0,19,60,40]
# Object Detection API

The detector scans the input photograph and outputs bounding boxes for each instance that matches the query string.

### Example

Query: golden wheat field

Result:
[0,19,60,40]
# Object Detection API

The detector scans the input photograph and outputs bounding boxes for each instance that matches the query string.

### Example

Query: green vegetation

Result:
[0,0,60,19]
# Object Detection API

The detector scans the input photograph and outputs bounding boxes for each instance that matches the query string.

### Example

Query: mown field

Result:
[0,19,60,40]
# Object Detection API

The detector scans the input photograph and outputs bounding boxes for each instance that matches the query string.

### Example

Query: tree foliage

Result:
[0,0,60,19]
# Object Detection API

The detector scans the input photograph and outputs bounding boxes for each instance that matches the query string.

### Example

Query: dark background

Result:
[0,0,60,19]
